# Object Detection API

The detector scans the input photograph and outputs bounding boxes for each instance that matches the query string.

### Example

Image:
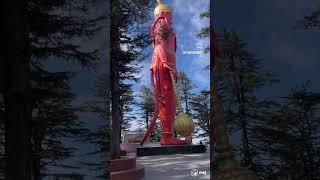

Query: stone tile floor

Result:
[134,152,210,180]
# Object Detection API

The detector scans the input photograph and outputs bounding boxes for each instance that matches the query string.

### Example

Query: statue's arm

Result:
[155,20,178,80]
[157,24,172,66]
[157,45,174,70]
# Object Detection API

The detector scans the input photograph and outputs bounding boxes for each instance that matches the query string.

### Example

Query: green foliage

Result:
[215,29,278,170]
[1,0,102,178]
[81,73,111,178]
[198,10,210,39]
[94,0,155,176]
[137,85,159,141]
[190,90,210,142]
[28,0,101,66]
[27,0,101,176]
[82,72,140,178]
[1,70,90,177]
[197,9,210,54]
[295,8,320,30]
[177,71,196,115]
[119,82,135,133]
[31,71,89,169]
[253,82,320,179]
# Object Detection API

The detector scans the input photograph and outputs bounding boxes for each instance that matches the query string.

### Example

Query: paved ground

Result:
[135,152,210,180]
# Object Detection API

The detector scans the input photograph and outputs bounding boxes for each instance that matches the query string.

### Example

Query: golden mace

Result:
[170,71,194,144]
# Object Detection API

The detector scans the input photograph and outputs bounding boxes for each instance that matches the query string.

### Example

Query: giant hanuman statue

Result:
[140,0,194,146]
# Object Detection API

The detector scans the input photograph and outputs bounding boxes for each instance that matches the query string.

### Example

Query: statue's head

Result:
[154,0,173,23]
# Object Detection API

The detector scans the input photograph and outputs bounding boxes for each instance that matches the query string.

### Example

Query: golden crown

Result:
[154,0,172,17]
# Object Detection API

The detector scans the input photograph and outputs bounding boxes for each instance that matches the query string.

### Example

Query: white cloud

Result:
[173,0,209,31]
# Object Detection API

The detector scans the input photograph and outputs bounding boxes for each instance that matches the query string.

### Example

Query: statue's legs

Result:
[159,69,186,145]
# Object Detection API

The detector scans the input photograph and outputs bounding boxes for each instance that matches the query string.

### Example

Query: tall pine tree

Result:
[137,85,159,141]
[31,70,90,179]
[215,29,278,171]
[110,0,154,159]
[177,71,195,115]
[1,0,102,179]
[81,73,111,179]
[190,90,210,143]
[254,82,320,179]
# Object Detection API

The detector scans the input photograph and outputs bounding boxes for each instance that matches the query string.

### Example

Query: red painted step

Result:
[110,156,145,180]
[110,165,145,180]
[110,156,136,172]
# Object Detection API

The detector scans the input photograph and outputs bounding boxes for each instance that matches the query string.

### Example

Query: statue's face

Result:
[156,12,173,26]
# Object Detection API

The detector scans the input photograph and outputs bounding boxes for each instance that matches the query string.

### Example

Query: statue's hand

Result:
[162,61,173,71]
[162,62,178,81]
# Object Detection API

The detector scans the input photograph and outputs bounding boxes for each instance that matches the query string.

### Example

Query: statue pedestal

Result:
[137,143,206,156]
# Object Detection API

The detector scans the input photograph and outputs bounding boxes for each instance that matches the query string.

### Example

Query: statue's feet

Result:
[160,134,187,146]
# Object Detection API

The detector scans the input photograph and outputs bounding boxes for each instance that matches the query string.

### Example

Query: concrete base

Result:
[137,144,206,156]
[137,152,210,180]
